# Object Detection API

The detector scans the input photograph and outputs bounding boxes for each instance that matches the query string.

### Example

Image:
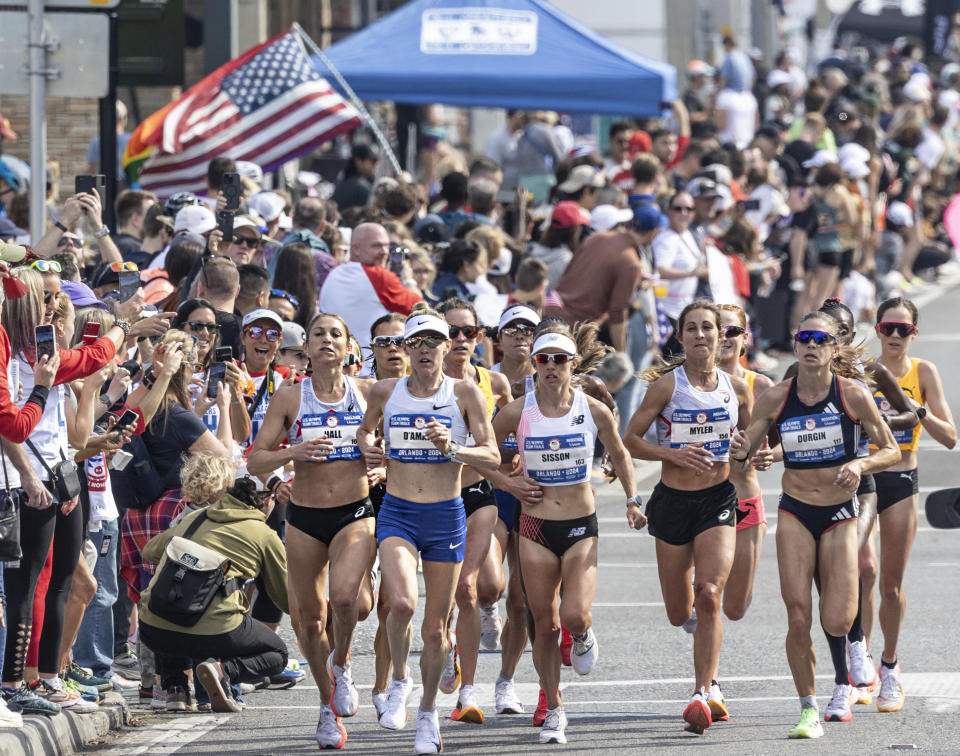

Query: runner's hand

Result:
[670,441,714,473]
[507,472,542,506]
[834,460,862,493]
[366,466,386,487]
[291,437,335,463]
[626,501,647,530]
[275,480,291,505]
[362,437,384,468]
[425,417,451,454]
[750,441,774,471]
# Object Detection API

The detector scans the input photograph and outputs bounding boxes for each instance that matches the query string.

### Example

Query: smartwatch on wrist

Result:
[626,495,641,508]
[54,220,68,233]
[446,440,462,460]
[916,406,928,420]
[94,225,110,239]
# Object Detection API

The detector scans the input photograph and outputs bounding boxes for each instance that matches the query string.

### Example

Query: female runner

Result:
[729,311,899,739]
[248,313,376,750]
[867,297,955,713]
[623,301,752,734]
[493,320,642,746]
[357,308,499,755]
[437,298,512,724]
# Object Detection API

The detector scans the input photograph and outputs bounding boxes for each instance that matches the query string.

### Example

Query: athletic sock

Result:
[800,694,818,711]
[825,632,849,686]
[846,579,865,643]
[882,657,898,670]
[496,674,512,685]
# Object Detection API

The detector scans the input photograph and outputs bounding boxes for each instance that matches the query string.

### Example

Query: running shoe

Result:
[239,682,255,695]
[151,687,167,710]
[682,607,698,635]
[533,689,547,727]
[62,675,103,705]
[0,696,23,728]
[111,643,141,680]
[327,652,360,718]
[439,632,460,695]
[414,706,442,754]
[451,684,484,724]
[682,689,712,734]
[847,639,878,689]
[269,659,305,687]
[479,605,503,651]
[788,706,824,739]
[111,673,140,690]
[138,684,154,700]
[877,662,905,713]
[707,680,729,721]
[165,685,196,712]
[3,682,60,716]
[560,627,573,666]
[372,690,388,721]
[495,676,524,714]
[67,663,113,693]
[571,628,598,675]
[379,676,413,730]
[316,705,347,750]
[196,659,242,713]
[539,706,568,744]
[824,684,854,722]
[29,678,77,706]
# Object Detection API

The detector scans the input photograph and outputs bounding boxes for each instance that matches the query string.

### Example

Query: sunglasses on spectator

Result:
[108,261,138,272]
[794,330,836,345]
[722,325,747,339]
[30,260,62,273]
[185,321,219,333]
[43,290,53,304]
[244,326,281,342]
[57,237,81,249]
[876,321,918,338]
[372,335,404,348]
[270,288,299,308]
[669,204,694,213]
[232,234,259,248]
[500,324,535,338]
[534,353,572,365]
[343,353,361,367]
[448,325,480,339]
[405,335,446,349]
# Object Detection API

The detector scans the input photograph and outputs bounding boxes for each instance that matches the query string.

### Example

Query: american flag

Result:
[126,28,361,196]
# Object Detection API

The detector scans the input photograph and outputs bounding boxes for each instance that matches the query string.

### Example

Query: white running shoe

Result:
[494,676,524,714]
[0,697,23,728]
[414,706,443,754]
[327,652,360,718]
[372,690,388,721]
[571,627,598,675]
[847,639,877,688]
[539,706,568,744]
[110,673,140,690]
[877,663,905,713]
[315,705,347,750]
[439,631,460,695]
[682,607,698,634]
[450,684,484,724]
[824,684,854,722]
[379,676,413,730]
[479,605,503,651]
[707,680,729,721]
[151,686,167,710]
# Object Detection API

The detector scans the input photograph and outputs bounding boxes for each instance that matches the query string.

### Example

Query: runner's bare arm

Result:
[917,359,957,448]
[867,361,919,430]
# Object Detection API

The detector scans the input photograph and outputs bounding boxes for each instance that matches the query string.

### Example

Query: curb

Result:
[0,692,127,756]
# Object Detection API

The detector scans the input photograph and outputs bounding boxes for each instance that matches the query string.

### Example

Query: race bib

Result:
[388,414,452,463]
[298,412,363,461]
[522,433,588,485]
[873,396,913,445]
[780,413,845,463]
[669,407,731,457]
[502,432,518,451]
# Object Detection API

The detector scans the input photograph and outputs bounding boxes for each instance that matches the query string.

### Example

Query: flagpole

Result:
[295,23,402,176]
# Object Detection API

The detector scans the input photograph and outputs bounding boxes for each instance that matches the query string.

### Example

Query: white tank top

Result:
[287,376,366,462]
[384,376,468,464]
[502,374,535,451]
[517,387,596,486]
[655,365,738,462]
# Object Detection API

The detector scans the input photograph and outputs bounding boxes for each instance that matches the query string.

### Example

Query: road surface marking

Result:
[103,715,231,755]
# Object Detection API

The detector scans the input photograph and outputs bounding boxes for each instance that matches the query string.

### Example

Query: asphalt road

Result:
[92,287,960,755]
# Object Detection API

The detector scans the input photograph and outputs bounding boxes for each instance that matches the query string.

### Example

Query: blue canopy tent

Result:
[312,0,676,117]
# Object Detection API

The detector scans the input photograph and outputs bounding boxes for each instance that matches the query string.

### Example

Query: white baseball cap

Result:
[590,204,634,232]
[498,305,541,332]
[404,314,449,340]
[887,201,914,227]
[532,332,577,356]
[174,204,216,235]
[242,307,284,330]
[248,191,290,225]
[766,69,793,89]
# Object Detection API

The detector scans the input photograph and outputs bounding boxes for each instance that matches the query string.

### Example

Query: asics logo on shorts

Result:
[567,526,586,537]
[718,509,731,522]
[354,506,367,518]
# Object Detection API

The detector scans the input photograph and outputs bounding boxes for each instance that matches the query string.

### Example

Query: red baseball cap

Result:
[550,201,590,229]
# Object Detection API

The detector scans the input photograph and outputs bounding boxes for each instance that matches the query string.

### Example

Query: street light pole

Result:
[27,0,48,237]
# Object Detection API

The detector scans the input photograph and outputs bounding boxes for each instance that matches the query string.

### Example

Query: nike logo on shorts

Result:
[449,541,463,549]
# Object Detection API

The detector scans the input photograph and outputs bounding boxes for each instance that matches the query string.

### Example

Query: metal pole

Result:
[27,0,47,238]
[99,9,118,230]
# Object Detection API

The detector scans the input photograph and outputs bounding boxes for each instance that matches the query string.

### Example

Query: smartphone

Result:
[207,362,226,399]
[216,210,234,241]
[739,199,762,211]
[35,325,55,363]
[220,172,241,210]
[118,270,140,303]
[116,409,139,429]
[214,346,233,363]
[75,174,105,197]
[81,321,101,346]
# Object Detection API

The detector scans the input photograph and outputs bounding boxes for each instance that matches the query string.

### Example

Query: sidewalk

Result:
[0,692,127,756]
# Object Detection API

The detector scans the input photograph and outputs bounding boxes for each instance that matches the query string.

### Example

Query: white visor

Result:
[531,333,577,357]
[404,314,449,340]
[498,305,541,332]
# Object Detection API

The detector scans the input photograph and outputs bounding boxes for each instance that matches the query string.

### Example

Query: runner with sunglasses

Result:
[492,319,640,745]
[357,306,499,754]
[866,297,955,713]
[435,297,512,725]
[624,301,752,734]
[248,313,378,749]
[716,305,773,624]
[729,311,899,740]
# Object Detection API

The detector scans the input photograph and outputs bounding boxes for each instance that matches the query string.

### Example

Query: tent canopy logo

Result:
[420,9,538,55]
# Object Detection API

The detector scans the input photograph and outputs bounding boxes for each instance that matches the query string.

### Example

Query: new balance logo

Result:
[568,526,586,538]
[571,414,585,426]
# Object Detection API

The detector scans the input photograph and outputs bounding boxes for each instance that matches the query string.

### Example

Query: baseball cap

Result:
[557,165,605,194]
[0,160,20,191]
[531,332,577,357]
[686,177,720,199]
[631,203,666,232]
[242,307,284,330]
[247,191,289,225]
[550,201,590,229]
[404,313,449,340]
[803,150,839,169]
[174,204,216,235]
[235,160,263,184]
[413,214,451,244]
[61,280,109,312]
[498,305,541,332]
[232,215,263,239]
[766,69,793,89]
[280,322,306,351]
[0,217,26,240]
[840,158,870,179]
[887,201,914,227]
[170,231,205,248]
[686,60,715,78]
[590,204,633,232]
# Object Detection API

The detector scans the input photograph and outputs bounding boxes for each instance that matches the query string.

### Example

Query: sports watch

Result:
[916,406,927,420]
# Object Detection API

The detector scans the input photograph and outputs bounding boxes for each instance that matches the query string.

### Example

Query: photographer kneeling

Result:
[138,453,289,712]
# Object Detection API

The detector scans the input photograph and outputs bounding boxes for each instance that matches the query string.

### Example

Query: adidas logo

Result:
[824,402,840,415]
[831,506,853,522]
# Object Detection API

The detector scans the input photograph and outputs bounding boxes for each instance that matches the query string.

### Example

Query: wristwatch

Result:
[94,225,110,239]
[916,406,928,420]
[446,440,462,460]
[114,318,132,338]
[626,495,641,508]
[54,220,68,233]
